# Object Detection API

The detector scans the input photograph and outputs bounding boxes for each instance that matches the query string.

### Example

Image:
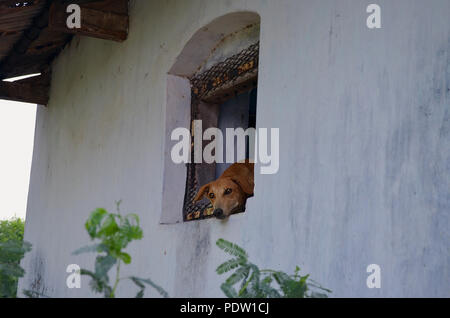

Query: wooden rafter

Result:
[49,0,128,42]
[0,0,52,79]
[0,73,50,105]
[0,0,128,104]
[0,0,128,80]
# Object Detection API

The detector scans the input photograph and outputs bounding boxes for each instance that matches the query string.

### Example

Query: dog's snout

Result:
[214,208,225,219]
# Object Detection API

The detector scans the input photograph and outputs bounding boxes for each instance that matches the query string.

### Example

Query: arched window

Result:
[161,12,260,224]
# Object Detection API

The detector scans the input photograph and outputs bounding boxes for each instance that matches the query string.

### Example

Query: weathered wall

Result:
[20,0,449,297]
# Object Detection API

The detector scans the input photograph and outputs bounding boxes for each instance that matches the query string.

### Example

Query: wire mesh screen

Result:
[183,42,260,222]
[191,42,259,102]
[183,161,214,221]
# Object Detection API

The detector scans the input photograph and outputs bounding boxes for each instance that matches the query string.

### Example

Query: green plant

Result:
[216,239,331,298]
[0,218,25,244]
[0,218,31,298]
[74,202,168,298]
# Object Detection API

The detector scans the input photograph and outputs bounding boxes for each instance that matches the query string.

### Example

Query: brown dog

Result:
[193,161,254,219]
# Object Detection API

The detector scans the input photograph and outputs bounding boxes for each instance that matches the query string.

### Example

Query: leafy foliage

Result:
[0,218,25,244]
[216,239,331,298]
[75,202,167,298]
[0,218,31,298]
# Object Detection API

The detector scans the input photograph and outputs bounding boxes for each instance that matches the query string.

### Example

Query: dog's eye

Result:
[209,193,215,199]
[224,188,232,195]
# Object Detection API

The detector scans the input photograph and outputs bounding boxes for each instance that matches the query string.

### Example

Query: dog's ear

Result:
[193,183,210,203]
[232,176,254,197]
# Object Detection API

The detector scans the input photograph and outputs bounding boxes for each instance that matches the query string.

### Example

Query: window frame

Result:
[183,42,260,222]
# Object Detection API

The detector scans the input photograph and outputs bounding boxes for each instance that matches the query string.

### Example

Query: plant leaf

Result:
[216,239,247,260]
[129,277,169,298]
[80,269,109,295]
[135,290,144,298]
[118,252,131,264]
[247,265,261,298]
[216,258,244,275]
[225,265,250,286]
[97,214,119,238]
[72,244,106,255]
[85,208,107,239]
[220,283,238,298]
[94,255,116,280]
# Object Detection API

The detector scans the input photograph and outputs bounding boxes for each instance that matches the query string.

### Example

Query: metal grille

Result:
[183,163,214,221]
[183,42,260,221]
[191,42,259,101]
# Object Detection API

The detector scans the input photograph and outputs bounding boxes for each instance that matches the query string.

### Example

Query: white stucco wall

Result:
[19,0,449,297]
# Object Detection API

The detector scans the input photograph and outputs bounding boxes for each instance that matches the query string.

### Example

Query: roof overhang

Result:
[0,0,129,105]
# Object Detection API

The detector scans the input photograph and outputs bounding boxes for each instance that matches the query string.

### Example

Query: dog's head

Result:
[193,176,253,219]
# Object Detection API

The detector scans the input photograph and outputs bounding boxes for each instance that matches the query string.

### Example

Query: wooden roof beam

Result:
[49,0,128,42]
[0,73,50,105]
[0,0,52,79]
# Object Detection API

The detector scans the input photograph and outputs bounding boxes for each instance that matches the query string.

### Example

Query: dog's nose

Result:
[213,209,224,219]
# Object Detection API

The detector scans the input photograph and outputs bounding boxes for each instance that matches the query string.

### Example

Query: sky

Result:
[0,100,36,220]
